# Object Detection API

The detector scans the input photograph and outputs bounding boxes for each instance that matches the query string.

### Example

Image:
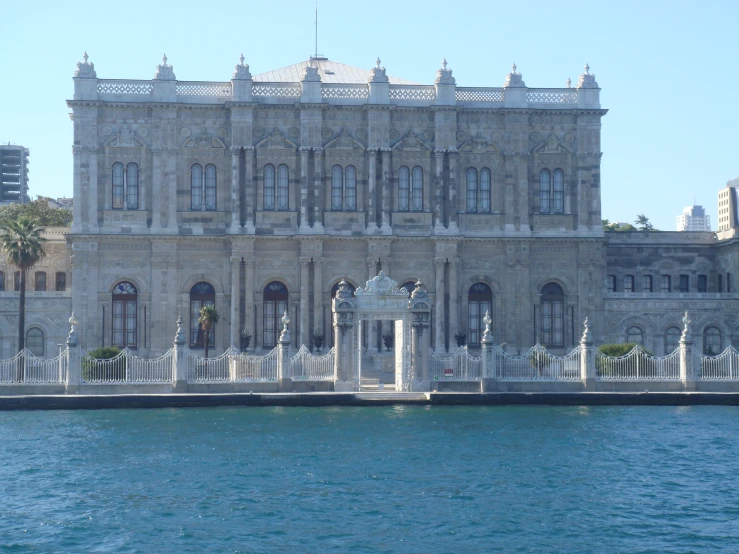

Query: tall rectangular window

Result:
[623,275,634,293]
[55,272,66,292]
[719,274,724,293]
[14,271,20,292]
[607,275,616,292]
[35,272,46,292]
[642,275,653,292]
[728,273,733,293]
[698,275,707,293]
[661,275,671,293]
[0,271,4,292]
[679,275,689,293]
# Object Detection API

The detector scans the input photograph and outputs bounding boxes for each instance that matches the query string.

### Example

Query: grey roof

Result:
[253,58,419,85]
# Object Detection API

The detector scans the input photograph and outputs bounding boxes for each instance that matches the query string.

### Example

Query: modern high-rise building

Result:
[676,204,711,231]
[0,144,30,205]
[718,179,739,232]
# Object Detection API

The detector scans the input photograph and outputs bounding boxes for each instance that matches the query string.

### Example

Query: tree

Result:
[0,197,72,227]
[198,305,219,360]
[634,213,655,232]
[602,219,637,232]
[0,217,47,379]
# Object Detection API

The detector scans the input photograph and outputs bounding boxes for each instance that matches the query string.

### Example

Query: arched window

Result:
[126,163,139,210]
[411,166,423,212]
[263,281,289,348]
[345,166,357,211]
[191,164,216,211]
[539,169,550,214]
[26,328,44,357]
[264,164,275,210]
[112,163,124,209]
[552,169,564,214]
[55,272,66,292]
[112,281,137,349]
[704,326,722,355]
[398,166,410,211]
[480,168,491,213]
[665,326,681,354]
[191,164,203,210]
[331,165,343,210]
[541,283,564,347]
[277,164,289,210]
[466,168,477,212]
[190,282,215,348]
[468,283,492,347]
[35,271,46,292]
[330,281,356,347]
[627,326,644,345]
[204,164,217,210]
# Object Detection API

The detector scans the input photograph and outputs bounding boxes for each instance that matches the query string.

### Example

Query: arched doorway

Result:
[467,282,492,347]
[263,281,289,348]
[190,282,215,349]
[112,281,137,349]
[540,283,564,347]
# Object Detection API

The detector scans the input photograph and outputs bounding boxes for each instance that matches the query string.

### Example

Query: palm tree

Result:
[0,217,46,380]
[198,305,219,361]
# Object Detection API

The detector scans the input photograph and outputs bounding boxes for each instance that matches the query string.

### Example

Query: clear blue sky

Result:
[2,0,737,231]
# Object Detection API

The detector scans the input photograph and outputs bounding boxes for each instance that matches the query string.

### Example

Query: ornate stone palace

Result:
[4,53,730,361]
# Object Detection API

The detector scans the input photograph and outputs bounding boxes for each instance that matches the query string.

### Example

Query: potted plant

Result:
[313,333,324,353]
[382,334,393,352]
[455,332,467,348]
[240,329,251,351]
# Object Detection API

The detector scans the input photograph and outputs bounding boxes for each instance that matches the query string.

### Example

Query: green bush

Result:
[597,343,658,378]
[83,346,124,381]
[598,343,640,357]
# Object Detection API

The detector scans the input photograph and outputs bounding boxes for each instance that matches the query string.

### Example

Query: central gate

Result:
[332,272,430,392]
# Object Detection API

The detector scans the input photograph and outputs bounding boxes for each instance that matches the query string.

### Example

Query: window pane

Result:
[0,271,5,292]
[127,163,139,209]
[679,275,689,293]
[642,275,652,292]
[480,169,491,213]
[205,165,217,210]
[35,272,46,292]
[623,275,634,293]
[55,272,66,292]
[26,328,44,357]
[112,163,124,209]
[277,165,289,210]
[411,166,423,211]
[665,327,681,353]
[704,327,722,355]
[331,165,343,210]
[466,168,477,212]
[264,165,275,210]
[552,169,564,213]
[698,275,707,293]
[345,166,356,211]
[607,275,616,292]
[661,275,671,293]
[398,167,409,211]
[13,271,19,292]
[540,170,550,213]
[627,326,643,345]
[191,164,203,210]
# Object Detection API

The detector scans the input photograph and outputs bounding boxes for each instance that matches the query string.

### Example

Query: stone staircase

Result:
[359,351,396,391]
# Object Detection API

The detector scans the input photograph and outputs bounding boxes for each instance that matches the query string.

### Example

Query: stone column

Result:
[166,149,178,231]
[65,314,81,393]
[230,257,240,348]
[412,321,430,391]
[244,147,255,232]
[367,148,377,231]
[380,148,392,232]
[173,316,187,391]
[299,257,311,347]
[277,311,292,391]
[480,311,496,392]
[434,150,445,230]
[313,258,323,347]
[299,148,310,231]
[449,259,458,342]
[517,155,530,233]
[151,147,162,228]
[88,147,99,230]
[231,147,241,230]
[435,257,446,352]
[244,257,255,349]
[313,148,324,231]
[579,318,596,391]
[71,146,83,233]
[679,311,695,391]
[368,259,379,352]
[333,312,355,389]
[448,151,459,231]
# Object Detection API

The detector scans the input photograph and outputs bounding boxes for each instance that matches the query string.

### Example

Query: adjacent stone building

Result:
[59,52,739,360]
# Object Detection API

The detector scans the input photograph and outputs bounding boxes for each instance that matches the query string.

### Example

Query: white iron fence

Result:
[230,349,279,382]
[0,349,67,385]
[430,347,482,381]
[291,346,335,381]
[697,346,739,380]
[497,344,581,381]
[187,348,279,383]
[595,346,680,381]
[83,348,173,384]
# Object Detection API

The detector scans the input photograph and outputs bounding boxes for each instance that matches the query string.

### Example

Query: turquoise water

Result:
[1,406,739,553]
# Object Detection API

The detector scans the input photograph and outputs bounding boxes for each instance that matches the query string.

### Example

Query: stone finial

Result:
[369,57,389,83]
[580,317,592,344]
[680,311,692,342]
[410,280,429,301]
[335,279,354,300]
[577,63,598,89]
[67,311,79,346]
[279,310,291,343]
[302,61,321,82]
[232,53,252,80]
[435,58,456,85]
[74,51,96,79]
[481,311,494,344]
[504,62,525,88]
[155,53,176,80]
[174,315,186,346]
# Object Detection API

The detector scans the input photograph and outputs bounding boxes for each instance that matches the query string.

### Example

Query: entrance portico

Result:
[332,272,431,391]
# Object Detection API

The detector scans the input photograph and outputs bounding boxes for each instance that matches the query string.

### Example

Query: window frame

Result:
[642,275,653,293]
[34,271,46,292]
[112,281,138,349]
[704,326,722,355]
[679,274,689,293]
[466,167,492,213]
[665,326,681,354]
[623,275,634,293]
[191,163,217,211]
[540,283,565,347]
[331,165,357,211]
[606,275,616,293]
[660,275,671,293]
[697,274,707,293]
[190,282,216,349]
[263,281,289,348]
[626,326,644,345]
[467,282,493,348]
[112,162,139,210]
[26,327,45,357]
[55,272,66,292]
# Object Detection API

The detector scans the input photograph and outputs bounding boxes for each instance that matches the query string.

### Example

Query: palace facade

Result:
[14,53,728,361]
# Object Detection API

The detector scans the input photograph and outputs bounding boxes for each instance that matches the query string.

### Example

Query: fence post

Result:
[277,311,293,392]
[173,316,187,392]
[481,311,497,392]
[65,312,81,394]
[679,311,696,391]
[580,318,596,391]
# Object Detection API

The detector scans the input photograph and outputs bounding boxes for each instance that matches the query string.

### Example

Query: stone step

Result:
[355,392,429,401]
